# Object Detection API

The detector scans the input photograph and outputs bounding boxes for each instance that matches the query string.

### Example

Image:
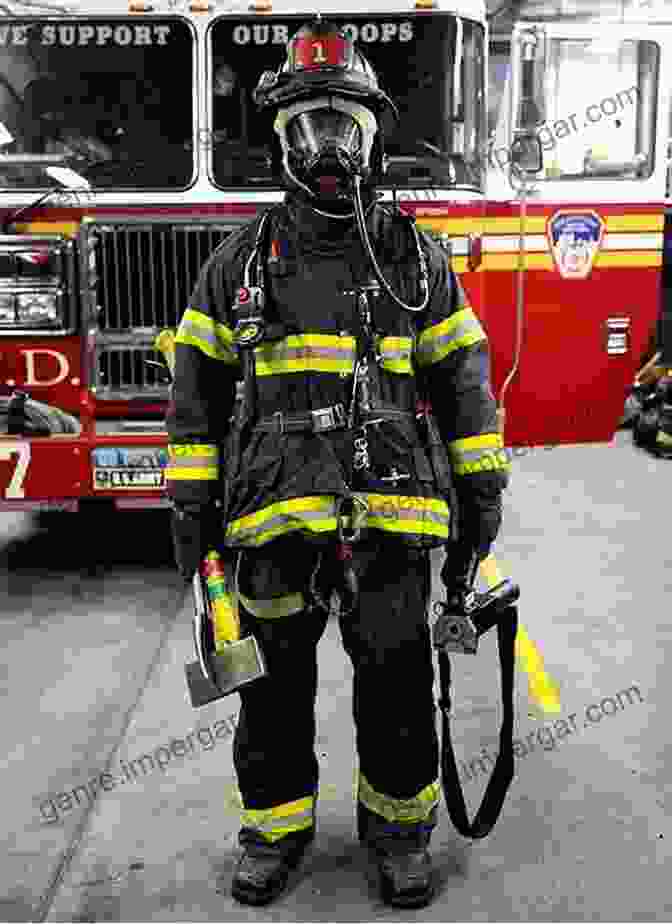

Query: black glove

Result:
[453,472,504,555]
[440,539,480,596]
[441,470,505,593]
[170,503,222,582]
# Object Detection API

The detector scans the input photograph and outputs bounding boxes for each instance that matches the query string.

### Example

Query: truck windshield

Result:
[0,18,194,190]
[209,14,486,191]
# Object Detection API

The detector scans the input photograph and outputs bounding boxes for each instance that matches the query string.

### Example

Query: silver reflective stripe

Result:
[176,309,236,362]
[177,317,219,351]
[169,454,217,470]
[453,446,510,466]
[416,310,485,366]
[226,507,336,546]
[398,505,449,524]
[259,345,355,360]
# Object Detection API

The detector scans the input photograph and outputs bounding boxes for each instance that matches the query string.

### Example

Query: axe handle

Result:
[192,572,215,684]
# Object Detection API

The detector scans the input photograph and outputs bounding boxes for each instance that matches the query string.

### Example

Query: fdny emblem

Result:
[548,211,605,280]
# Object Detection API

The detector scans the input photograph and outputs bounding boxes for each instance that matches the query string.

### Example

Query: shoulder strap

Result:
[234,206,289,344]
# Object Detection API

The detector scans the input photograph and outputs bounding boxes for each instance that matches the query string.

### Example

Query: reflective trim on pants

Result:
[240,795,316,843]
[357,772,441,824]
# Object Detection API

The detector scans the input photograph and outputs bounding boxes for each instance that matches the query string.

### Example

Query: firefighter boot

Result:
[358,803,436,909]
[231,826,314,906]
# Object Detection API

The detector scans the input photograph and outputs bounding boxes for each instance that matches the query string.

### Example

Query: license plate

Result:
[94,468,165,490]
[92,446,168,492]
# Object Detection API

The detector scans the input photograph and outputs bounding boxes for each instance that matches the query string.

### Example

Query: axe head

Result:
[185,635,267,708]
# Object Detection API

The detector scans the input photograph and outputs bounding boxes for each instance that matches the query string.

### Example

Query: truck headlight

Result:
[0,291,64,328]
[16,292,61,326]
[0,292,15,324]
[0,238,73,335]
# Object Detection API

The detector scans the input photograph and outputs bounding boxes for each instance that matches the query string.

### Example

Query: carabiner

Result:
[337,494,369,544]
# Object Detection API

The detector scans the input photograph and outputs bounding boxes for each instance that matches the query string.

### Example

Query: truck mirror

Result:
[510,133,543,175]
[514,29,546,131]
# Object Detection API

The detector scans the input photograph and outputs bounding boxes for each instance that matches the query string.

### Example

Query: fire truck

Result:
[0,0,664,513]
[486,0,669,446]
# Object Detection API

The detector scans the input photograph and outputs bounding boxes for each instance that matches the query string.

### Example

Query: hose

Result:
[352,173,430,313]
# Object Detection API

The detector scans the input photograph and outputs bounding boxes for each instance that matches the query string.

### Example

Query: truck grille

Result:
[81,217,248,399]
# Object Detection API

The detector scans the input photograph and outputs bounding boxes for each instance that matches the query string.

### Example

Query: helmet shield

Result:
[254,20,399,121]
[287,30,354,72]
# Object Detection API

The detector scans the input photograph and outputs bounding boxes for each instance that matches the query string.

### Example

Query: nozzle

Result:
[433,578,520,655]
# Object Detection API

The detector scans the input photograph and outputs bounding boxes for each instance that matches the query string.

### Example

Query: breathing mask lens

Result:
[275,97,378,203]
[286,109,363,200]
[287,109,362,162]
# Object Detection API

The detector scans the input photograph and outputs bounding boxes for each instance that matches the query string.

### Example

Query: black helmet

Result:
[253,19,398,121]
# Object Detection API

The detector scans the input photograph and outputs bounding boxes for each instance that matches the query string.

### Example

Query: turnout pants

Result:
[231,535,441,844]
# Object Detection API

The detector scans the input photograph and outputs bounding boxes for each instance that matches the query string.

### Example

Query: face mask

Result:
[274,96,378,203]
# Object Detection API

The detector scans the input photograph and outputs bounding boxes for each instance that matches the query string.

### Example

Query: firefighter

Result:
[166,19,509,909]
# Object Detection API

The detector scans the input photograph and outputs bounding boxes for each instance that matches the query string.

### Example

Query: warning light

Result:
[249,0,272,11]
[128,0,153,10]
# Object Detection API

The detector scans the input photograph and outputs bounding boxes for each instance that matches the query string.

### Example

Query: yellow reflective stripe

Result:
[241,796,315,843]
[415,307,486,367]
[449,433,504,453]
[166,467,218,481]
[166,443,219,482]
[175,308,238,364]
[238,590,305,620]
[226,496,338,547]
[656,430,672,447]
[358,773,441,823]
[448,433,511,475]
[377,336,413,374]
[254,334,356,376]
[364,493,451,540]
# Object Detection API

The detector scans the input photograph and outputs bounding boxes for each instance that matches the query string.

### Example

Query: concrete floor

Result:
[0,430,670,922]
